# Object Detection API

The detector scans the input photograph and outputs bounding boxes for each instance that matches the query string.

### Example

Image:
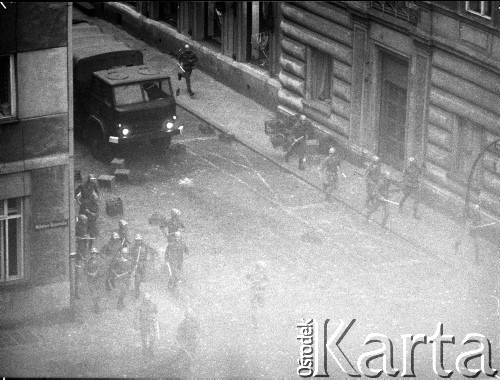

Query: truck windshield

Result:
[114,80,171,106]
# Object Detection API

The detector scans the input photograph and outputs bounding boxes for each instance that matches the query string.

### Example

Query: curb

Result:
[176,103,464,269]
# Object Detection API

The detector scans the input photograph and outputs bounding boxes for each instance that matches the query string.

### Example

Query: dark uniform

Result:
[79,195,99,245]
[285,116,310,170]
[178,46,198,97]
[366,173,392,228]
[86,248,105,313]
[319,150,341,200]
[138,293,158,357]
[74,176,99,202]
[160,215,185,243]
[399,159,423,219]
[118,220,131,249]
[110,248,132,309]
[75,214,91,300]
[165,234,189,290]
[130,236,156,299]
[365,159,381,207]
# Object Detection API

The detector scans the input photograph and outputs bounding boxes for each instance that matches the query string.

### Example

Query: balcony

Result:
[371,1,420,25]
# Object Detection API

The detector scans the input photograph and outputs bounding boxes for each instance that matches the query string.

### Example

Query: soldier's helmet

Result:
[88,174,97,182]
[135,233,143,241]
[112,231,120,240]
[171,208,181,217]
[329,147,335,155]
[300,114,306,121]
[174,231,182,240]
[121,246,129,255]
[373,156,380,163]
[119,220,128,229]
[409,157,415,163]
[91,247,99,255]
[185,44,191,50]
[78,214,88,223]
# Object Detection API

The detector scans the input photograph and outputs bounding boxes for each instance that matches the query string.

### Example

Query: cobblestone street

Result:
[1,107,497,378]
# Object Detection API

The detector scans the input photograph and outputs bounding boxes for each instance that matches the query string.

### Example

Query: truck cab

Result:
[72,22,182,160]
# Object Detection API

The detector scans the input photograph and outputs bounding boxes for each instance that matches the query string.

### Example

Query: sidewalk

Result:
[75,10,496,275]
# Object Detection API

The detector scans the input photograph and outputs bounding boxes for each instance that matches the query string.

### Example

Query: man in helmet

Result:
[130,233,157,299]
[285,114,311,171]
[79,191,99,248]
[176,306,200,362]
[102,231,123,291]
[366,170,396,228]
[75,173,100,204]
[86,247,105,313]
[118,219,130,248]
[365,155,381,208]
[75,214,92,299]
[178,44,198,97]
[165,231,189,291]
[160,208,186,243]
[399,156,424,220]
[319,147,342,201]
[111,246,132,310]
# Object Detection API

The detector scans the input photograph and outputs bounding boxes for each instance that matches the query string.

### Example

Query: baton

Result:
[76,236,95,240]
[341,171,347,179]
[380,197,400,206]
[166,261,173,277]
[177,62,186,73]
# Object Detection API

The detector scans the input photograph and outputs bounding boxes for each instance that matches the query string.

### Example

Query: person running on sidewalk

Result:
[86,247,105,314]
[399,157,423,220]
[366,170,398,229]
[178,44,198,97]
[365,156,381,208]
[285,115,310,171]
[319,147,342,202]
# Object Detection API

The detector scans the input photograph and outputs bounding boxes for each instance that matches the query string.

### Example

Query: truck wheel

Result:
[89,129,112,162]
[150,136,172,153]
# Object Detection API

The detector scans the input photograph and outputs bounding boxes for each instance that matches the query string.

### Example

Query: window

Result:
[311,48,332,102]
[0,198,23,282]
[204,2,223,46]
[0,55,15,119]
[248,2,274,69]
[159,1,178,27]
[114,80,172,106]
[465,1,492,18]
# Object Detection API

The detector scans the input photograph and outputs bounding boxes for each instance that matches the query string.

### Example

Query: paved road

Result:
[2,106,496,378]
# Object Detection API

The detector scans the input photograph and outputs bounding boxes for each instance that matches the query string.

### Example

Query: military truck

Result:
[73,21,182,159]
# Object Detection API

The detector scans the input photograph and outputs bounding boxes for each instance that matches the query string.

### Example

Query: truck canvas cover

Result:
[73,23,143,85]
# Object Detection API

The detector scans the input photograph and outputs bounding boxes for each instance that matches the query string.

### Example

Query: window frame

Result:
[465,1,492,19]
[0,197,24,283]
[309,47,333,102]
[0,54,17,121]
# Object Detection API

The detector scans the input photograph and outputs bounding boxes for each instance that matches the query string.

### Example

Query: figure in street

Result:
[366,170,399,229]
[319,147,342,201]
[86,247,105,314]
[176,307,200,371]
[284,115,310,170]
[178,44,198,97]
[164,231,189,291]
[75,173,100,204]
[246,261,269,328]
[160,208,186,244]
[130,233,157,299]
[399,157,423,220]
[365,156,381,208]
[79,191,99,247]
[102,231,123,291]
[110,246,132,310]
[118,219,130,248]
[75,214,92,300]
[137,292,159,358]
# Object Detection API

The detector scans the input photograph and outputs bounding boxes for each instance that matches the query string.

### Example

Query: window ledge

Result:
[303,98,331,117]
[0,116,18,126]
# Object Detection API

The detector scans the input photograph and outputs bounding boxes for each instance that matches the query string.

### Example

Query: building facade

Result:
[96,1,500,218]
[278,1,500,217]
[0,3,74,325]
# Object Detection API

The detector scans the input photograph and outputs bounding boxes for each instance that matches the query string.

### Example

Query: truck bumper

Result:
[108,128,181,144]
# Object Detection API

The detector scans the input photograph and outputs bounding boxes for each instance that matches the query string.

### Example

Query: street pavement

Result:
[1,8,498,379]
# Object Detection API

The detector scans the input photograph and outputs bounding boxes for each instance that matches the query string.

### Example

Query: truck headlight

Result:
[166,122,174,130]
[122,128,130,136]
[173,116,177,120]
